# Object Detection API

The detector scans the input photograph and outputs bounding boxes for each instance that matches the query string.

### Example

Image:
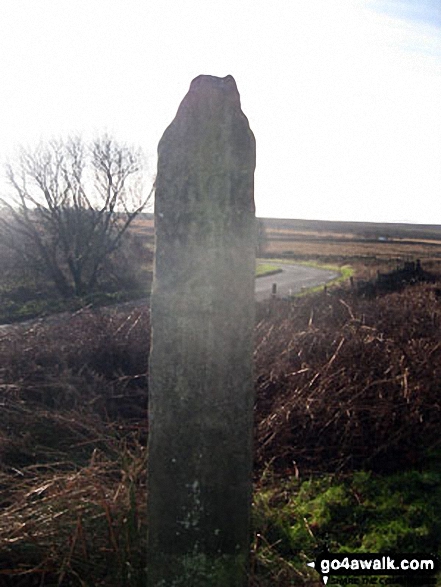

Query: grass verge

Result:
[259,258,354,295]
[256,262,284,278]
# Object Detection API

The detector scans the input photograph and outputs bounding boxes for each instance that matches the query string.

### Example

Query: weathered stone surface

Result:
[147,74,256,586]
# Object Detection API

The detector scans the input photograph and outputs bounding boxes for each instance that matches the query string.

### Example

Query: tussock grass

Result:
[0,306,149,585]
[0,440,147,586]
[254,281,441,473]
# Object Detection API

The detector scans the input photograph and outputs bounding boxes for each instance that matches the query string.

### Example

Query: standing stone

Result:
[147,75,256,586]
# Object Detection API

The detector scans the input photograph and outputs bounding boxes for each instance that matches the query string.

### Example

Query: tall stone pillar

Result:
[147,75,256,586]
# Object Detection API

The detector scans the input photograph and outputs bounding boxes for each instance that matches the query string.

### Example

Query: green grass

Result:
[298,262,354,295]
[0,285,149,325]
[252,459,441,585]
[256,262,284,278]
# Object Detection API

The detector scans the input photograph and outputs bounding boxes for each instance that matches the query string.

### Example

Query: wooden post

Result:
[147,75,256,586]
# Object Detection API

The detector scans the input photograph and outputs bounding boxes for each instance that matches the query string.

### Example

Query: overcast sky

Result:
[1,0,440,224]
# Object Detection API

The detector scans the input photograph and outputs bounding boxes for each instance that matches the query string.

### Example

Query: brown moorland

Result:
[258,217,441,278]
[1,216,441,584]
[131,213,441,278]
[1,267,441,583]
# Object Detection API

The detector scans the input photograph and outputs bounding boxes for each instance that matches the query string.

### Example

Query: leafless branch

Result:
[0,135,152,297]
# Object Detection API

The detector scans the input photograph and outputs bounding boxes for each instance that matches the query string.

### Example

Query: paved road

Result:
[0,264,338,332]
[255,263,338,301]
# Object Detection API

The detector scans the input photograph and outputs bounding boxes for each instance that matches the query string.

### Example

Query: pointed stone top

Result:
[179,75,240,110]
[189,74,238,92]
[159,74,254,178]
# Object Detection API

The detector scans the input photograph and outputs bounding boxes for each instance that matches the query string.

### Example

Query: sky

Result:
[0,0,440,224]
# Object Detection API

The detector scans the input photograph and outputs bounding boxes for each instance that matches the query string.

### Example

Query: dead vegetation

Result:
[0,306,149,585]
[254,281,441,473]
[1,275,441,583]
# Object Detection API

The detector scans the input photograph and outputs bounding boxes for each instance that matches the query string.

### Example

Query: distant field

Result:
[133,213,441,279]
[261,217,441,240]
[258,217,441,278]
[130,213,154,238]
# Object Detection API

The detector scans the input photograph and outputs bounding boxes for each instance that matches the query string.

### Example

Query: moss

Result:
[253,465,441,581]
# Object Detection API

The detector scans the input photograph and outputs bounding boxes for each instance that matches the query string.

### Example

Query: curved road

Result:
[0,264,338,332]
[255,263,338,301]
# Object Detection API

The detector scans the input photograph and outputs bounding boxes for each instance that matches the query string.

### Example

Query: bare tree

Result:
[0,135,153,297]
